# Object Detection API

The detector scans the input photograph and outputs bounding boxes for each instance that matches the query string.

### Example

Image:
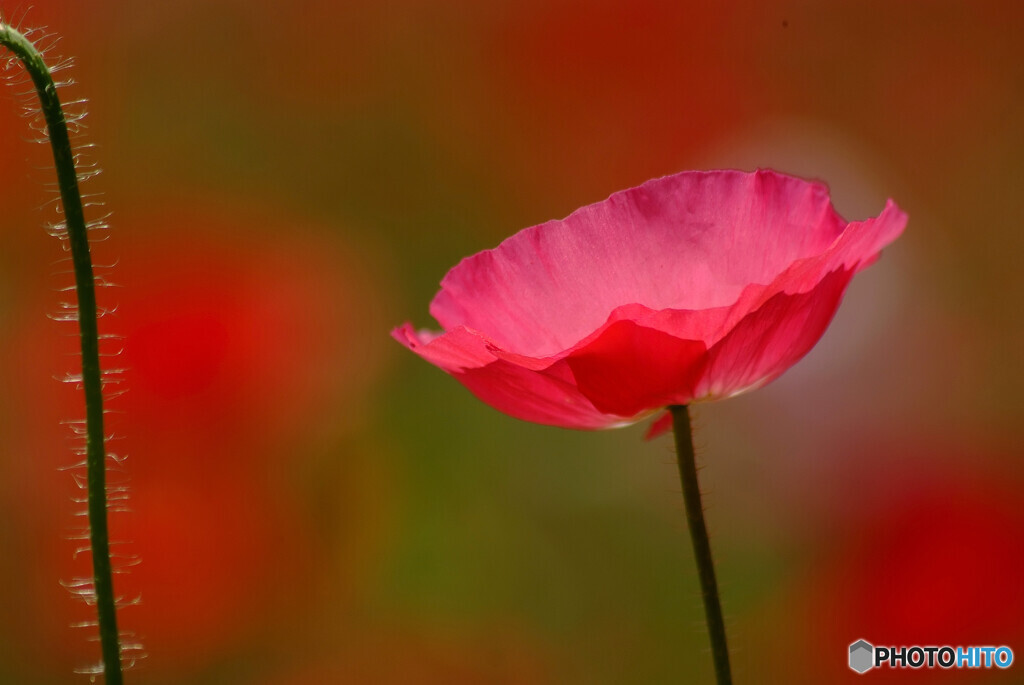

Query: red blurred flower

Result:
[773,457,1024,684]
[460,0,767,210]
[394,169,905,430]
[1,201,387,677]
[109,207,380,453]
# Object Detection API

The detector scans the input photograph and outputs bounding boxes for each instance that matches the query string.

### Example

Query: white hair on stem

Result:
[0,9,140,677]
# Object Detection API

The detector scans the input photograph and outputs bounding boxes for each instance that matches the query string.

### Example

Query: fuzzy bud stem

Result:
[0,22,123,684]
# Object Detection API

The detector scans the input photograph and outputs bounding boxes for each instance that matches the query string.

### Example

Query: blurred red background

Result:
[0,1,1020,683]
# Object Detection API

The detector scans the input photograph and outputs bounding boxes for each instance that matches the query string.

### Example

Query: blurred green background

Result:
[0,1,1021,683]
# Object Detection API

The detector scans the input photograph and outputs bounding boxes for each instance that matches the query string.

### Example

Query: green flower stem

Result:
[0,23,123,684]
[670,405,732,685]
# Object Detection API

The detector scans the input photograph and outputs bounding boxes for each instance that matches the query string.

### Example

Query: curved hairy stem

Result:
[0,22,123,684]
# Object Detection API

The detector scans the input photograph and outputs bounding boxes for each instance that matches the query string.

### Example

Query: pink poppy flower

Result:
[394,169,905,431]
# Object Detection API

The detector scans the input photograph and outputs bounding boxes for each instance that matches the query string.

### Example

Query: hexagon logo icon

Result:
[849,639,874,674]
